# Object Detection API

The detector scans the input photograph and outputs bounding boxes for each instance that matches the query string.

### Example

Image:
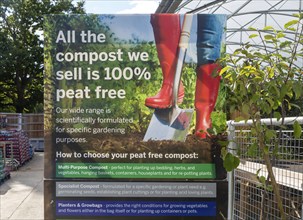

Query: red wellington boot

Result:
[195,63,221,138]
[145,14,184,109]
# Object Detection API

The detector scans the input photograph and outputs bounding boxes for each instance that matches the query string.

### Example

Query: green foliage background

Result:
[219,14,303,220]
[0,0,84,113]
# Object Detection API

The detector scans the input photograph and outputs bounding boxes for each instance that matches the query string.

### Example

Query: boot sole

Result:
[145,96,184,109]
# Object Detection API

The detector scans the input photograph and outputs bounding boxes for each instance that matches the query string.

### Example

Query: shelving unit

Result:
[0,130,34,170]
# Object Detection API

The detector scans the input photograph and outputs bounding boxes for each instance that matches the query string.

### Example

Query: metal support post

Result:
[227,121,237,220]
[17,113,22,131]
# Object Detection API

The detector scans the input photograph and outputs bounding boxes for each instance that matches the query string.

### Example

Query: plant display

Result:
[220,13,303,220]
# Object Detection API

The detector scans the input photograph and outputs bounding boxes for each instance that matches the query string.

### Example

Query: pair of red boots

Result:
[145,15,221,138]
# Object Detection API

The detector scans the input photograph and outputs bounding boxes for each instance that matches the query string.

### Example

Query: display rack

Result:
[0,130,33,170]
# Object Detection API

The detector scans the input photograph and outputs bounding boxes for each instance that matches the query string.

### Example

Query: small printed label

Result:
[56,201,217,217]
[56,163,215,179]
[56,182,217,198]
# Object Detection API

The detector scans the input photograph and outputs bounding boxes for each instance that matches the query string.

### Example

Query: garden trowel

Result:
[144,14,194,142]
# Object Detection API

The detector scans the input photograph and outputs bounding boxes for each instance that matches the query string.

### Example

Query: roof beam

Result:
[156,0,182,13]
[188,0,227,13]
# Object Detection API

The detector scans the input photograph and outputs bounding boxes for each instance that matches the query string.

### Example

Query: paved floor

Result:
[0,152,44,220]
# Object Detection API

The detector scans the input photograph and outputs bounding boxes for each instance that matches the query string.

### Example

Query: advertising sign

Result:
[44,14,227,219]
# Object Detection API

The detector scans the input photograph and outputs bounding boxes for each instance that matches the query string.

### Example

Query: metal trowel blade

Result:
[143,108,193,142]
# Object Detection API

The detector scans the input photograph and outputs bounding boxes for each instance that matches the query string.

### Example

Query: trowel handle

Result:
[173,14,193,107]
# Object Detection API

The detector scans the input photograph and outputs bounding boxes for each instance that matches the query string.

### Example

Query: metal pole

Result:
[227,121,237,220]
[17,113,22,131]
[230,116,303,127]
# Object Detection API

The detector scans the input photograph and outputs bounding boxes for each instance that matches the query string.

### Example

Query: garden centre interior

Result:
[0,0,302,220]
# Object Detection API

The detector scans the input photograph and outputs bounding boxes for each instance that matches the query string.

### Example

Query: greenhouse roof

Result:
[157,0,302,56]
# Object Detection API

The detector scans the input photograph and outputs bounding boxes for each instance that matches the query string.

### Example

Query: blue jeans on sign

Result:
[197,14,226,66]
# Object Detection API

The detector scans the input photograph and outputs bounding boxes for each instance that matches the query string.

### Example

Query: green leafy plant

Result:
[1,0,85,113]
[220,13,303,220]
[209,110,227,136]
